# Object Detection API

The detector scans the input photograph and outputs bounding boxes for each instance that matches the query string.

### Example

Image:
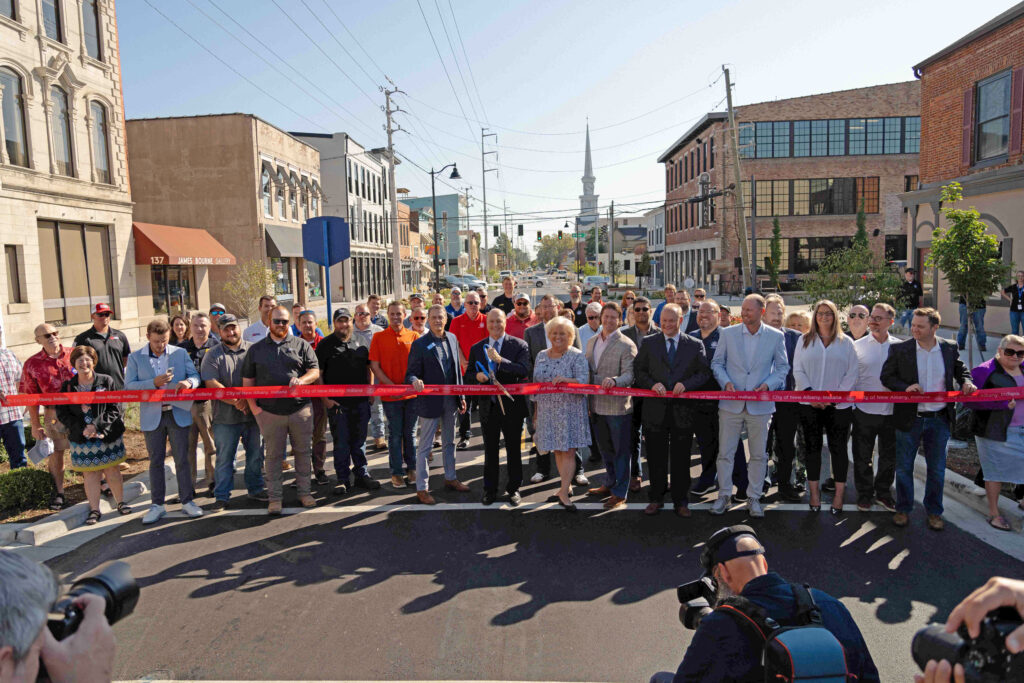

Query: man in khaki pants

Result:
[241,305,320,514]
[183,313,218,492]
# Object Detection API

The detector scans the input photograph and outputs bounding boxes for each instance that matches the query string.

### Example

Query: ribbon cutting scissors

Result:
[476,360,514,415]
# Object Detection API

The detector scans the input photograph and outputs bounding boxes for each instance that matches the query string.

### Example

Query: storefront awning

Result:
[265,224,304,258]
[132,222,236,266]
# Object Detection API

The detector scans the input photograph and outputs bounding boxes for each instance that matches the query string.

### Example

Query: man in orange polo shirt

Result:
[449,291,489,449]
[369,301,420,489]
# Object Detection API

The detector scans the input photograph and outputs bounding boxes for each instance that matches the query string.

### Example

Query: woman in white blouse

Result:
[793,300,859,514]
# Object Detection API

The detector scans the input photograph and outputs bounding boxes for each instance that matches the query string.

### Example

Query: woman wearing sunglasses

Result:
[968,334,1024,530]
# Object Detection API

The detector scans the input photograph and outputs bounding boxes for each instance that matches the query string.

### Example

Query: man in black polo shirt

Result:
[491,276,517,315]
[898,267,924,330]
[241,305,320,514]
[73,303,130,388]
[183,312,218,492]
[315,308,382,495]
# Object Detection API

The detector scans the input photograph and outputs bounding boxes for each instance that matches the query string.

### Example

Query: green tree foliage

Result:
[926,182,1013,311]
[224,259,276,320]
[767,217,782,290]
[535,234,577,268]
[0,468,54,512]
[852,200,869,250]
[803,237,903,312]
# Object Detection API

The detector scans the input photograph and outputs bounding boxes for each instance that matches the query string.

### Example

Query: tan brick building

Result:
[658,82,920,295]
[127,114,323,318]
[900,3,1024,335]
[0,0,141,357]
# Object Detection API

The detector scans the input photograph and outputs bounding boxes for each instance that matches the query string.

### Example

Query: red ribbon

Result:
[4,383,1022,407]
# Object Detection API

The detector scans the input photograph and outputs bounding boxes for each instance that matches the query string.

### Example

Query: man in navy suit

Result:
[468,308,532,506]
[407,304,468,505]
[764,294,803,502]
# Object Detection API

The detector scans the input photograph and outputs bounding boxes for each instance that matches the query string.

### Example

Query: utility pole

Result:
[481,128,497,276]
[723,65,752,292]
[608,201,615,283]
[503,201,511,268]
[383,82,404,300]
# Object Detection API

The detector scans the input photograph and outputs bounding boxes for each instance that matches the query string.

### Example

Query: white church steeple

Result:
[579,122,598,225]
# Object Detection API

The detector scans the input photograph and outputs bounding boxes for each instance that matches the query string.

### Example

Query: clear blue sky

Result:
[117,0,1015,247]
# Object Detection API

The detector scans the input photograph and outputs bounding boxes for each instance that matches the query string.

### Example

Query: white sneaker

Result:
[181,501,204,518]
[573,474,590,487]
[530,472,546,484]
[142,504,166,525]
[748,498,765,518]
[709,495,731,516]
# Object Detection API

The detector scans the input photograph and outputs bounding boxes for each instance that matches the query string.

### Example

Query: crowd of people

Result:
[1,273,1022,531]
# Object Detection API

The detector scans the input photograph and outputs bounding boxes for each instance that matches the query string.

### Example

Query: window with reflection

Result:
[276,170,285,217]
[0,68,29,168]
[261,169,272,216]
[1,0,15,20]
[976,71,1011,161]
[50,85,73,176]
[848,118,866,155]
[82,0,102,60]
[904,117,921,153]
[738,122,754,159]
[89,101,110,183]
[289,187,297,220]
[828,120,845,155]
[41,0,62,41]
[883,118,902,154]
[865,118,884,155]
[811,120,828,156]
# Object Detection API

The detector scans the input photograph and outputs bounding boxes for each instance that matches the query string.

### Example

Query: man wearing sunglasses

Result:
[408,307,428,336]
[73,303,131,389]
[504,293,538,339]
[209,303,226,340]
[622,296,659,492]
[449,292,489,450]
[353,303,387,451]
[847,304,870,341]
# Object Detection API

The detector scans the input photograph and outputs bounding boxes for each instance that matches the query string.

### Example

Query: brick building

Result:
[900,3,1024,335]
[658,82,920,295]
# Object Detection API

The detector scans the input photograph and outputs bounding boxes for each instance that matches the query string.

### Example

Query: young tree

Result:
[803,237,902,312]
[852,199,869,250]
[224,259,275,321]
[767,217,782,290]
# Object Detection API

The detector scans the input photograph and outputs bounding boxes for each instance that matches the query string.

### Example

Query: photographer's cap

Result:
[700,525,764,571]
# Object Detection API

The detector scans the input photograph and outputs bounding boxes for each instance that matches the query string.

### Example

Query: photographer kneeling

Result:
[653,526,879,682]
[0,553,115,683]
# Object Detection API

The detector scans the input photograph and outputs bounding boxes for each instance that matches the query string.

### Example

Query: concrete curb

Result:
[15,479,149,545]
[915,455,1024,531]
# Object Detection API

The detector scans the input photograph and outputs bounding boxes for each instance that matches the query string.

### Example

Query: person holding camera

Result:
[0,553,115,683]
[653,525,879,682]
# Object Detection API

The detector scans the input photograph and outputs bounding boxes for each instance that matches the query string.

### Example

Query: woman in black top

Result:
[1002,270,1024,336]
[170,315,189,346]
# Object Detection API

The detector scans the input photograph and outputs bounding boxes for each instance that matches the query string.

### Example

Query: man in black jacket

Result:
[881,307,976,531]
[467,309,532,506]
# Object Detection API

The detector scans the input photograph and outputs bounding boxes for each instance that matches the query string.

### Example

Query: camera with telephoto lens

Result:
[676,576,717,630]
[912,607,1024,682]
[46,560,139,640]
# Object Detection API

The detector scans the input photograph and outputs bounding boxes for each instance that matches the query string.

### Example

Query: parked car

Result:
[499,270,512,280]
[458,274,486,290]
[582,275,610,293]
[440,274,467,290]
[556,269,567,280]
[533,275,547,287]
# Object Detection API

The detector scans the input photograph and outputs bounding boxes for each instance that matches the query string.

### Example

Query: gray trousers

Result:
[145,410,194,506]
[717,408,771,501]
[370,397,386,439]
[415,398,459,491]
[255,404,313,502]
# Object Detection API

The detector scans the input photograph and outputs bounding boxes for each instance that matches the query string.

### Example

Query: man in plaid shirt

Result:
[0,343,24,471]
[19,323,75,509]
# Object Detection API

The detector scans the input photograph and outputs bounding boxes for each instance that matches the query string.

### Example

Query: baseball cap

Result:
[409,292,424,301]
[333,307,352,321]
[450,287,462,294]
[210,302,227,313]
[513,292,530,303]
[218,313,239,328]
[93,303,112,315]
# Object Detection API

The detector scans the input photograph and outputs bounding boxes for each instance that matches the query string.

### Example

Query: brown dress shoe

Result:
[374,437,387,450]
[405,468,416,485]
[893,512,909,527]
[675,505,692,518]
[298,495,316,508]
[267,500,282,515]
[444,479,470,492]
[588,485,612,497]
[629,477,642,492]
[643,502,662,516]
[390,475,407,489]
[417,490,436,505]
[927,514,945,531]
[604,495,626,510]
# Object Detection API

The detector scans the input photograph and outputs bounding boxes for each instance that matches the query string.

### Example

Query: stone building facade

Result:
[659,81,920,295]
[127,114,322,318]
[900,4,1024,335]
[0,0,138,357]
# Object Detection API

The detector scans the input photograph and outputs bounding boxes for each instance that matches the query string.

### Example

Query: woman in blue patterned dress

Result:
[56,346,130,525]
[533,316,591,511]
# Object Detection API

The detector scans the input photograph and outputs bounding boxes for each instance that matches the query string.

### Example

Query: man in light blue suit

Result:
[125,318,202,525]
[709,294,790,518]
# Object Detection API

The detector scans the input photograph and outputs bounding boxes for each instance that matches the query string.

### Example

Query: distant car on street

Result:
[556,269,567,280]
[582,275,610,293]
[499,270,512,280]
[458,274,486,290]
[532,275,548,287]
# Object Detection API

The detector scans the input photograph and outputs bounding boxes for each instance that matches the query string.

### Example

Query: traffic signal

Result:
[558,230,563,239]
[517,224,523,237]
[537,231,542,241]
[493,225,498,237]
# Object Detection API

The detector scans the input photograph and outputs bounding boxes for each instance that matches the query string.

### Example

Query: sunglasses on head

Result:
[1002,348,1024,358]
[271,319,289,325]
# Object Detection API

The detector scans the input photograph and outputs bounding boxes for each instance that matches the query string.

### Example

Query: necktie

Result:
[668,338,677,365]
[489,339,500,374]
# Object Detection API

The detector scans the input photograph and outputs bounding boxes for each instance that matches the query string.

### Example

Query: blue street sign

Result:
[302,216,351,321]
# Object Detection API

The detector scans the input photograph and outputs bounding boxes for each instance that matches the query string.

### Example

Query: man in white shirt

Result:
[242,295,277,344]
[578,302,603,351]
[851,303,898,512]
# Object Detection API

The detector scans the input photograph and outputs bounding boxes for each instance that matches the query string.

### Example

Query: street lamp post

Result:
[564,217,582,281]
[430,163,461,292]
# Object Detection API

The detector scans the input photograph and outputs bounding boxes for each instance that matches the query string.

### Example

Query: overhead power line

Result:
[415,0,477,141]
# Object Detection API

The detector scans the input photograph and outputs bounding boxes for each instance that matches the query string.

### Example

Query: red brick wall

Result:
[919,19,1024,183]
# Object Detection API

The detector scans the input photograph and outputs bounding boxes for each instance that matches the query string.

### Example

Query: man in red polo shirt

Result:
[504,292,538,339]
[20,323,76,510]
[449,291,489,449]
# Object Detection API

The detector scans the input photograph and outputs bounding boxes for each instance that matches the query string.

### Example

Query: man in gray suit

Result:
[524,294,585,485]
[709,294,790,518]
[584,302,637,510]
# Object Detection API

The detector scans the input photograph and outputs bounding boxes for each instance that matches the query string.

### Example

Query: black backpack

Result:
[716,583,852,682]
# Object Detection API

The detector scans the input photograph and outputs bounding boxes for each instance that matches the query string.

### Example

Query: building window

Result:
[269,257,292,298]
[4,245,23,303]
[276,170,285,217]
[41,0,62,41]
[738,122,754,159]
[755,237,789,274]
[885,234,907,261]
[37,221,114,324]
[50,85,73,177]
[811,120,828,156]
[1,0,14,20]
[0,67,29,168]
[865,118,884,155]
[904,175,919,192]
[848,118,866,155]
[904,116,921,153]
[683,155,688,182]
[884,117,902,154]
[311,191,319,216]
[755,121,773,159]
[791,120,810,157]
[754,180,772,217]
[300,191,308,221]
[82,0,102,61]
[347,160,352,193]
[261,169,272,216]
[89,101,110,184]
[855,176,880,213]
[304,260,323,300]
[708,137,715,167]
[976,71,1012,161]
[151,265,195,316]
[772,121,790,157]
[289,187,297,220]
[793,237,852,274]
[829,119,845,155]
[792,179,809,215]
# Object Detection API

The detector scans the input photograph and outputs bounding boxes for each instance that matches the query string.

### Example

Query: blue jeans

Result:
[1010,310,1023,336]
[957,304,987,350]
[595,414,632,499]
[382,400,416,476]
[0,420,26,469]
[212,421,264,501]
[415,398,459,491]
[895,414,950,515]
[329,400,370,482]
[369,397,386,439]
[898,308,915,329]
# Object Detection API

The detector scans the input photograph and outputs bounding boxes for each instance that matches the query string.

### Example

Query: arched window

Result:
[300,190,308,221]
[261,168,272,216]
[0,68,29,168]
[89,101,110,183]
[311,192,319,217]
[275,169,285,218]
[41,0,63,42]
[288,172,298,220]
[82,0,102,61]
[50,85,73,176]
